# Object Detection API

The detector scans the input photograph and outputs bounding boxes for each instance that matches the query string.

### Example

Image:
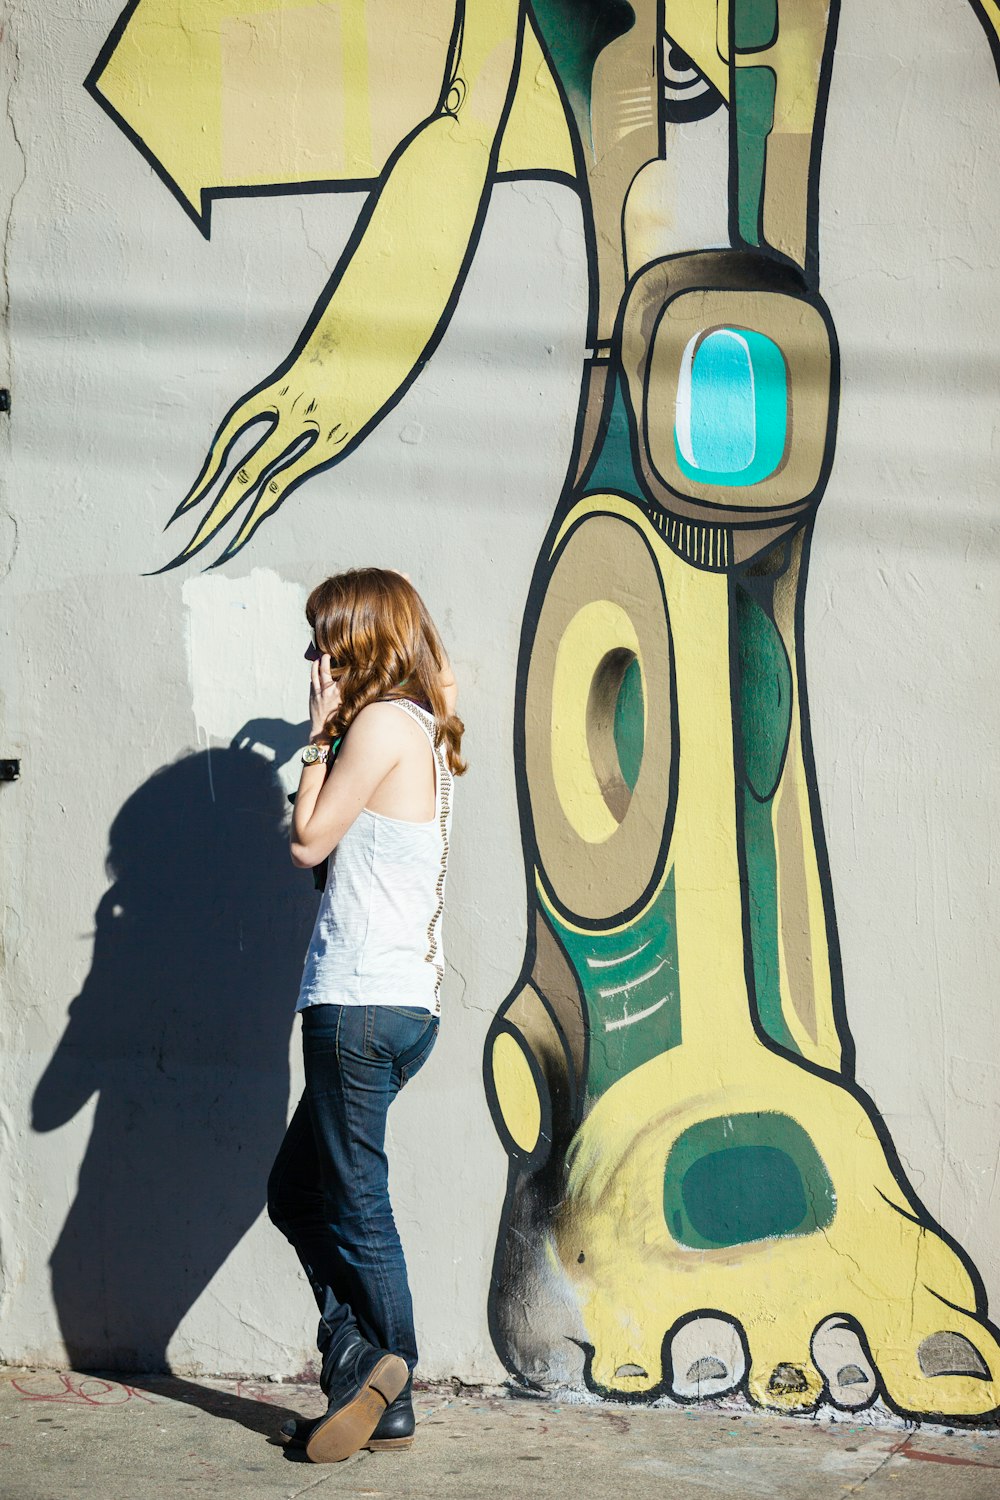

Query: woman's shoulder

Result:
[349,699,432,740]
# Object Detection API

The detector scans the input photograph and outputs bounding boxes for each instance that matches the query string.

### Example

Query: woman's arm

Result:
[291,706,402,868]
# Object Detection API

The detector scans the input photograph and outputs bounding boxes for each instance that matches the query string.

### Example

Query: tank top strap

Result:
[384,696,431,725]
[383,696,436,743]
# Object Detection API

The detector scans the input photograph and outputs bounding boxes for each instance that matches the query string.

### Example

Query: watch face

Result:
[302,745,320,763]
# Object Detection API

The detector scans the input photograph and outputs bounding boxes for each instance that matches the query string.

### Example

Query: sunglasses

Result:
[305,639,345,667]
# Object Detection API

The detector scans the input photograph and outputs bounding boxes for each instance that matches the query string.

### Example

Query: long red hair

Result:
[306,569,467,775]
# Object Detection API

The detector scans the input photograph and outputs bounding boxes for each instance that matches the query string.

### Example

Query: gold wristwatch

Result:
[301,742,331,766]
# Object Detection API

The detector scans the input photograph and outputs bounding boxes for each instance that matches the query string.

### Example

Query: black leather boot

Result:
[280,1349,414,1456]
[280,1333,408,1463]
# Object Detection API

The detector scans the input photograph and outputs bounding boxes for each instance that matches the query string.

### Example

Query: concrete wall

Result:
[1,0,999,1424]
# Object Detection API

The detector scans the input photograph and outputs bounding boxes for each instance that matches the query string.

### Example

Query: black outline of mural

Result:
[969,0,1000,81]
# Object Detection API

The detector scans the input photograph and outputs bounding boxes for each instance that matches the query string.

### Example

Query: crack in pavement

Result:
[286,1451,372,1498]
[841,1433,914,1495]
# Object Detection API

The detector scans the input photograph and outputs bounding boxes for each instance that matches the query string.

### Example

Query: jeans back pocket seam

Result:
[363,1004,378,1058]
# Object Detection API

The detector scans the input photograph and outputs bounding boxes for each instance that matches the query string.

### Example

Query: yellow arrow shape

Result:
[87,0,457,231]
[88,0,575,235]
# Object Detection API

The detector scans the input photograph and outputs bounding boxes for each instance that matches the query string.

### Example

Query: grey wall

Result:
[1,0,998,1390]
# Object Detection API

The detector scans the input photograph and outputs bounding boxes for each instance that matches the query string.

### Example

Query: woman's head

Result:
[305,568,466,773]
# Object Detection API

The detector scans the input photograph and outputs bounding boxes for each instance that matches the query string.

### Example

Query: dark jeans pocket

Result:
[394,1013,439,1087]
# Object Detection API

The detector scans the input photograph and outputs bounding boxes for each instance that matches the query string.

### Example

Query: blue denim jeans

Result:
[267,1003,438,1383]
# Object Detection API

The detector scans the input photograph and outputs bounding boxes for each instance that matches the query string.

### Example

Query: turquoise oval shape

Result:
[674,326,788,488]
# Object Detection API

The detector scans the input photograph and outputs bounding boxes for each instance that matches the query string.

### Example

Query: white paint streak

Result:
[182,567,308,782]
[585,941,651,969]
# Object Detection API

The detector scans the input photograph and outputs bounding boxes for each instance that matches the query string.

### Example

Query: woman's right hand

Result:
[309,655,342,743]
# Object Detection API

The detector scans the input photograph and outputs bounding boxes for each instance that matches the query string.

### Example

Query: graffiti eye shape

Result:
[662,36,724,124]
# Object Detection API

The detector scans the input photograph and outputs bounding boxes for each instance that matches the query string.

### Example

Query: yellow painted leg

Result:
[487,494,1000,1419]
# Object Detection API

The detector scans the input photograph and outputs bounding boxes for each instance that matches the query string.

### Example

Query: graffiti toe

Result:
[918,1331,991,1381]
[670,1317,745,1401]
[812,1318,877,1409]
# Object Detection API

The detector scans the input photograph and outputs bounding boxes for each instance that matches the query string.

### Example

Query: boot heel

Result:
[304,1348,411,1464]
[365,1435,415,1452]
[306,1388,385,1464]
[367,1354,408,1405]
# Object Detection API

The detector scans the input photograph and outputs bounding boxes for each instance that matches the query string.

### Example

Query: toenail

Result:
[686,1357,728,1381]
[918,1332,991,1380]
[768,1363,809,1393]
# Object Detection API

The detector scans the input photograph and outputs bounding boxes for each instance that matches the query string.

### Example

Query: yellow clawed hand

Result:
[163,335,365,568]
[159,0,529,571]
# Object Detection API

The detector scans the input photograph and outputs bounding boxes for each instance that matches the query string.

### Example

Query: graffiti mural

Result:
[87,0,1000,1419]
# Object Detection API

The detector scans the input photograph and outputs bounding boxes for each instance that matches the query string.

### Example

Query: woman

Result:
[267,567,464,1464]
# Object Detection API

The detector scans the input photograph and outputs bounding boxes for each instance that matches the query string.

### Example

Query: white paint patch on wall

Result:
[182,568,308,787]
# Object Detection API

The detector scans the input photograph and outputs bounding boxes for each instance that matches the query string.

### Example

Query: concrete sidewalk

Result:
[2,1370,999,1500]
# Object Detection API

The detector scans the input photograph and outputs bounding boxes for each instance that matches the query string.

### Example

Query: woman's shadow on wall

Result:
[32,733,315,1439]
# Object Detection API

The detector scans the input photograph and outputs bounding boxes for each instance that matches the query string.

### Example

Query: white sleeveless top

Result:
[297,700,454,1016]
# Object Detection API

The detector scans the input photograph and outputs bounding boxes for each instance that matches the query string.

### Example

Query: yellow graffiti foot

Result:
[556,1040,1000,1419]
[487,492,998,1422]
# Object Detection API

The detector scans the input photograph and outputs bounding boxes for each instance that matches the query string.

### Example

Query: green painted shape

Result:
[734,0,778,52]
[734,66,776,245]
[613,655,644,792]
[735,588,792,801]
[544,873,680,1102]
[583,371,645,503]
[743,792,796,1052]
[735,586,796,1051]
[684,1146,806,1242]
[530,0,635,135]
[663,1112,835,1249]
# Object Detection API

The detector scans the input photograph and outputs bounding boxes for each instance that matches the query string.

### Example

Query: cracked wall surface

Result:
[0,0,998,1415]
